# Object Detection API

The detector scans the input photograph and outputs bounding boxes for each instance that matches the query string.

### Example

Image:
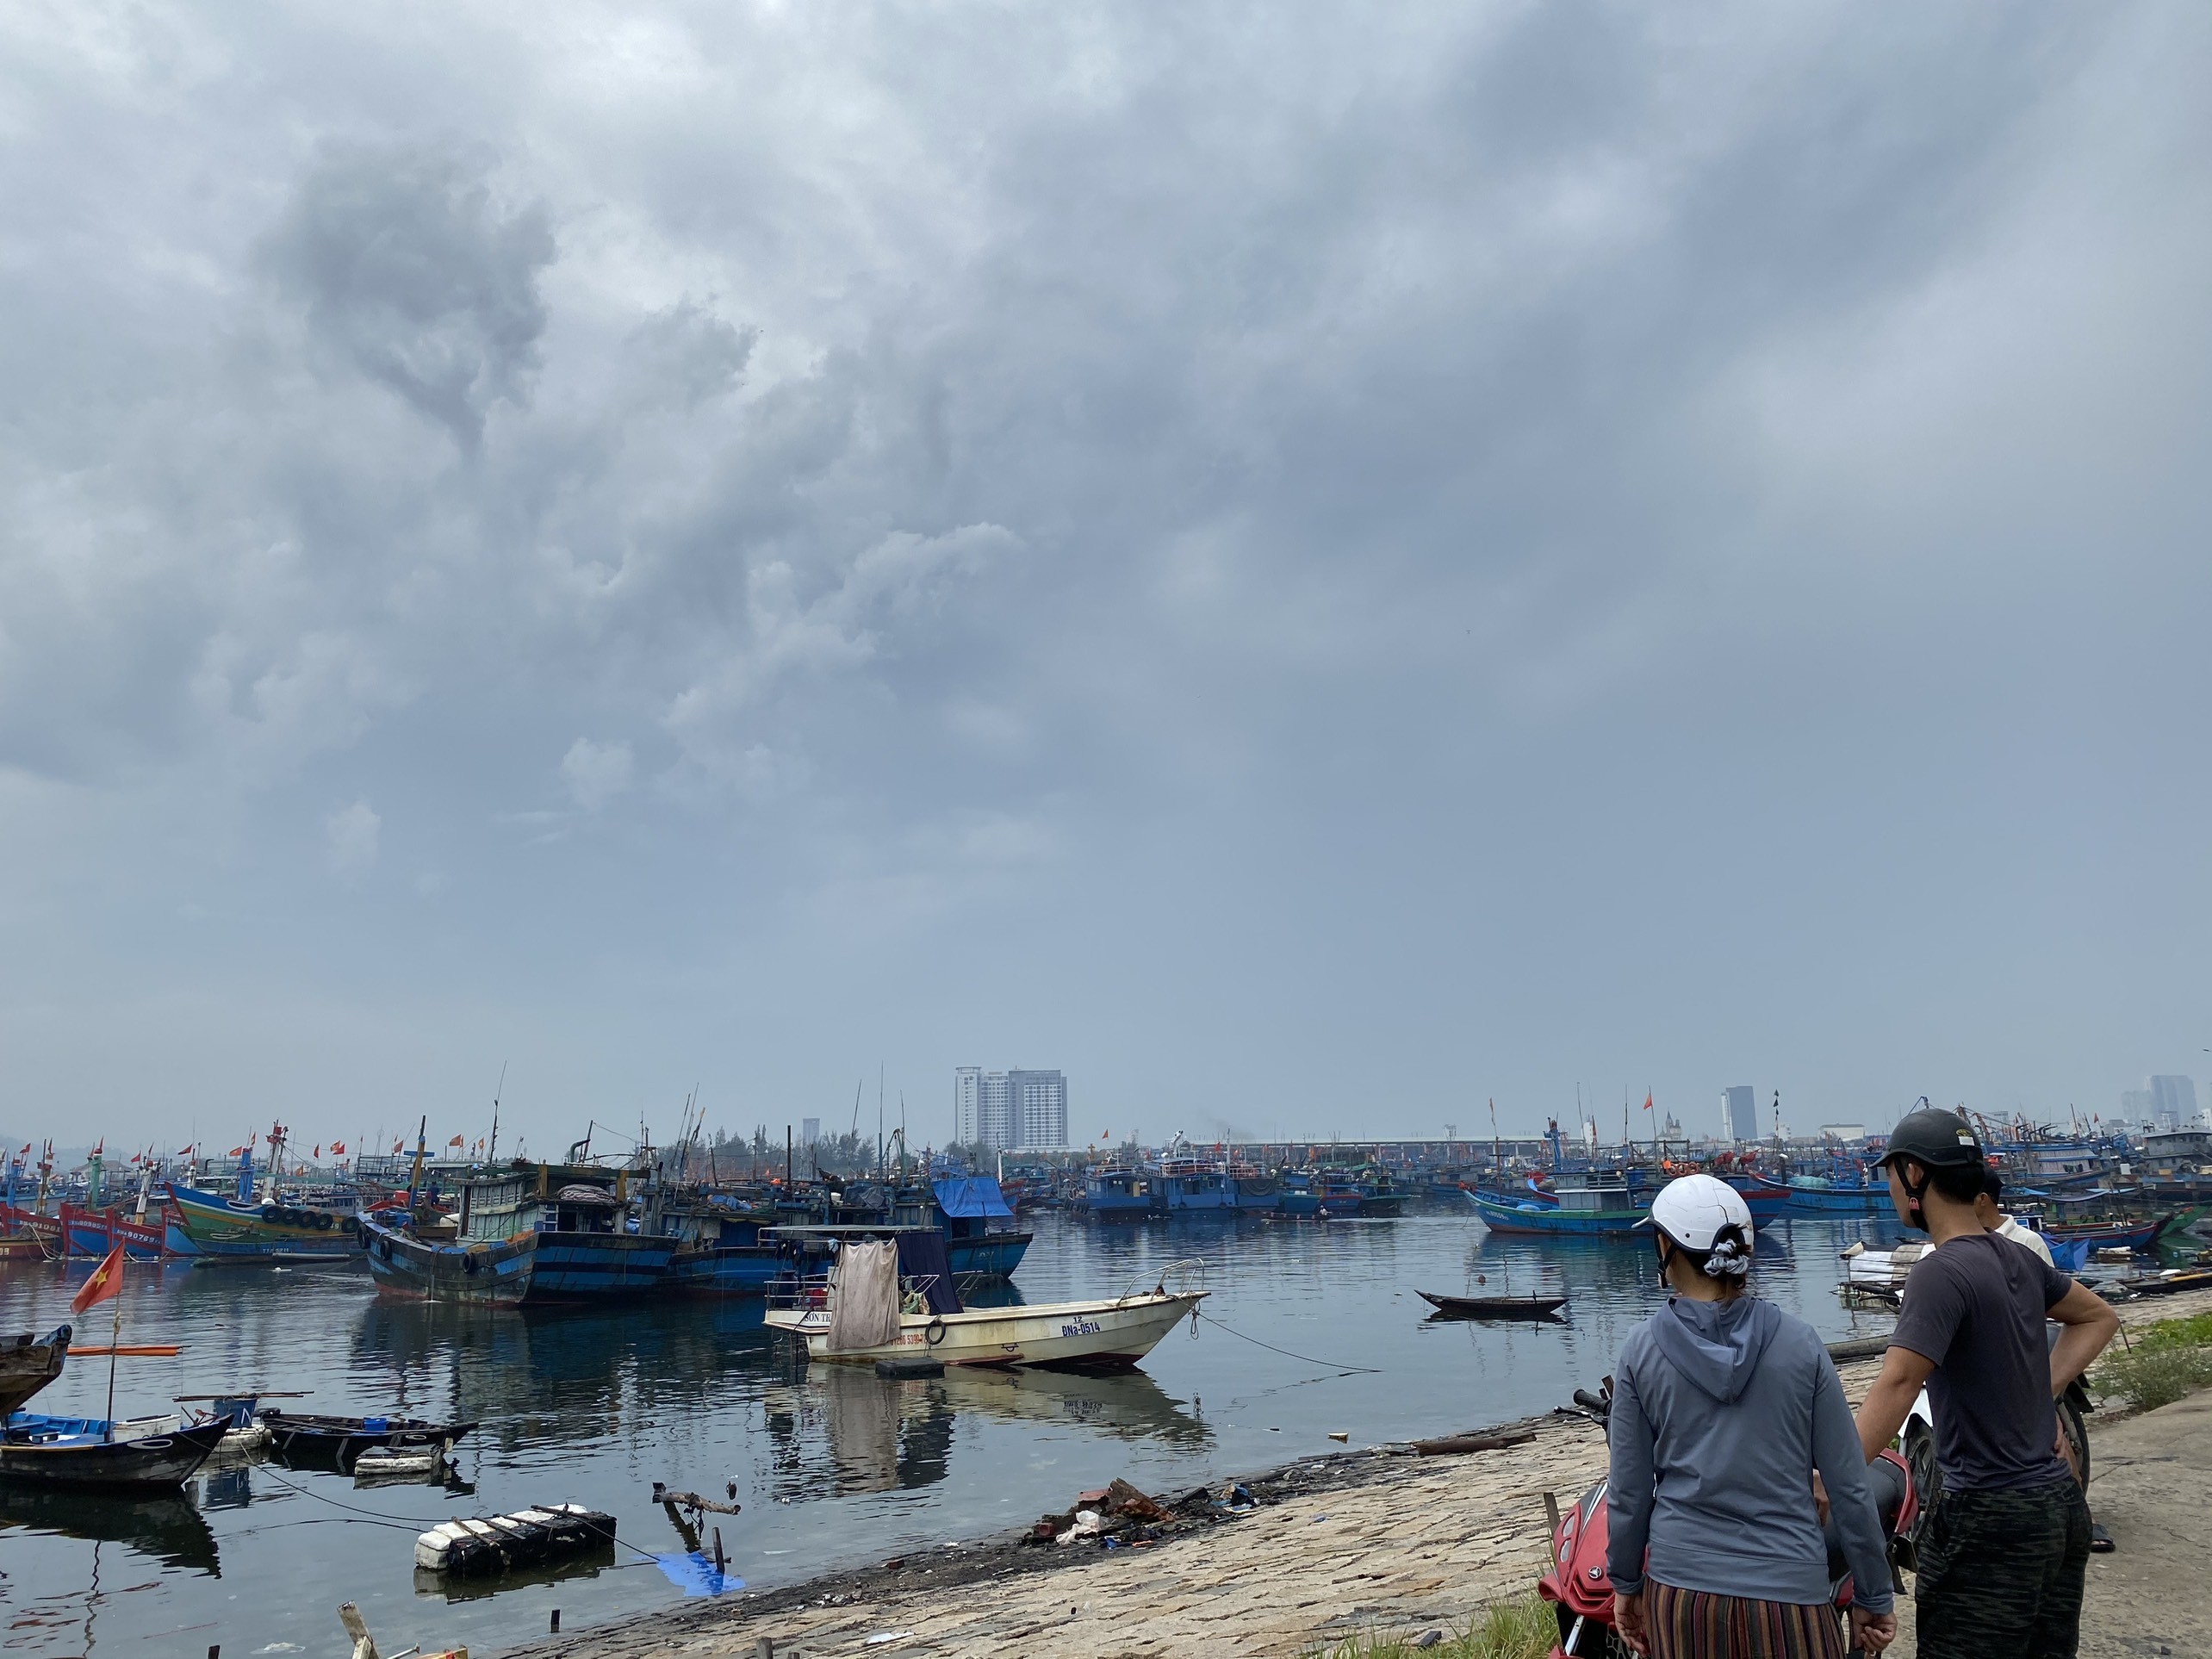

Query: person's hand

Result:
[1811,1469,1831,1526]
[1613,1590,1649,1656]
[1850,1606,1898,1654]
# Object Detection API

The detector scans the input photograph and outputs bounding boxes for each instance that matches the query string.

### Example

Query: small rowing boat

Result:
[263,1410,477,1472]
[1416,1290,1569,1320]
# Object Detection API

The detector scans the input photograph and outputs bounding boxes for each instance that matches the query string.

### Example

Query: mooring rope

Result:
[1191,1308,1383,1375]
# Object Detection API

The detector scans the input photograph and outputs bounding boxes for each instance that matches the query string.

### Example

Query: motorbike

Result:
[1537,1378,1919,1659]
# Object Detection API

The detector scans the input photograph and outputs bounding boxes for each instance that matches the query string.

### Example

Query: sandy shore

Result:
[500,1285,2212,1659]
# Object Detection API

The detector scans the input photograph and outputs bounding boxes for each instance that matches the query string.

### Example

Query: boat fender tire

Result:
[924,1317,946,1347]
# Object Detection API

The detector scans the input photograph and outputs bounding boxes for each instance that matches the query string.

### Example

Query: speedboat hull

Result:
[767,1289,1205,1372]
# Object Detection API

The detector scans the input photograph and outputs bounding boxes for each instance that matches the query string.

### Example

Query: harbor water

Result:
[0,1209,1911,1657]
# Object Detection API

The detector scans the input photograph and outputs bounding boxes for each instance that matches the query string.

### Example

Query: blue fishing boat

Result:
[1081,1165,1157,1220]
[362,1213,537,1303]
[656,1196,780,1296]
[1723,1172,1793,1226]
[919,1177,1031,1277]
[1352,1165,1404,1218]
[169,1184,361,1263]
[455,1166,674,1302]
[1783,1174,1893,1214]
[1466,1170,1649,1236]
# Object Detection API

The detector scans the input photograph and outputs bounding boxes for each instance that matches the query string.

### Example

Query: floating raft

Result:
[414,1504,617,1575]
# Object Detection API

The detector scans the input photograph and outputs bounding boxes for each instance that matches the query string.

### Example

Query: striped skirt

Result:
[1645,1579,1848,1659]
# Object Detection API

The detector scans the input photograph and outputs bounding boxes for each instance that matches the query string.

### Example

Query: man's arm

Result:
[1855,1343,1936,1463]
[2047,1279,2120,1395]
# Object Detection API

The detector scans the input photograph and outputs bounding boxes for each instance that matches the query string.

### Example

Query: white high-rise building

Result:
[1723,1086,1757,1143]
[1010,1070,1069,1150]
[954,1066,1066,1151]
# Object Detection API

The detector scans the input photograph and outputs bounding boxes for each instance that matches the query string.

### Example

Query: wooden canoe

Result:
[1416,1290,1568,1320]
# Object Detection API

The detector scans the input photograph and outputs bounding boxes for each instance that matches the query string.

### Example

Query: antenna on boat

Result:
[488,1061,506,1163]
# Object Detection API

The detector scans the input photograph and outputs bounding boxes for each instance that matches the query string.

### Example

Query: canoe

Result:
[263,1410,477,1472]
[1416,1290,1569,1320]
[0,1418,227,1489]
[767,1288,1206,1372]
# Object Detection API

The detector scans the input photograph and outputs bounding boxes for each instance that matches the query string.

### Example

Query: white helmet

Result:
[1643,1174,1755,1276]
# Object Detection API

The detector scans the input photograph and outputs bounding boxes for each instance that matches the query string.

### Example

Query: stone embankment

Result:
[504,1285,2212,1659]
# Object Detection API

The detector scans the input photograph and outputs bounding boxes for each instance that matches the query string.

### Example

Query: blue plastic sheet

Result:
[653,1552,743,1597]
[931,1177,1012,1219]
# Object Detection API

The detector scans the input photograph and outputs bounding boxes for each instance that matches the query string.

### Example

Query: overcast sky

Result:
[3,3,2208,1156]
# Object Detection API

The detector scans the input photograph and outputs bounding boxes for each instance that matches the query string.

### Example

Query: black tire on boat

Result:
[924,1317,946,1346]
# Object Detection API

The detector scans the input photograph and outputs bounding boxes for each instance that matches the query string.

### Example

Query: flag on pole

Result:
[176,1144,194,1156]
[1643,1091,1654,1113]
[332,1141,346,1154]
[72,1246,127,1315]
[228,1145,246,1157]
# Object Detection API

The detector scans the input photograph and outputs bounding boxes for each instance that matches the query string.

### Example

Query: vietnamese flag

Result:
[71,1246,127,1315]
[1643,1090,1654,1113]
[331,1141,345,1155]
[447,1134,464,1148]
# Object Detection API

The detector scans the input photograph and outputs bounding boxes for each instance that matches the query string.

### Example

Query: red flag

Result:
[91,1139,103,1155]
[393,1139,404,1153]
[1643,1091,1654,1113]
[332,1141,346,1154]
[71,1246,127,1315]
[447,1134,464,1148]
[228,1145,246,1157]
[313,1145,321,1159]
[176,1144,194,1156]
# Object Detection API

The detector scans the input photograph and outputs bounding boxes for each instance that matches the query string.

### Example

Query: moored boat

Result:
[170,1184,362,1264]
[1467,1170,1648,1236]
[363,1214,537,1303]
[0,1418,228,1489]
[766,1240,1204,1371]
[1416,1290,1569,1320]
[263,1409,477,1472]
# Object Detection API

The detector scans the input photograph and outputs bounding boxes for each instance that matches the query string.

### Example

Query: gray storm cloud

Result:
[0,3,2205,1145]
[264,146,556,450]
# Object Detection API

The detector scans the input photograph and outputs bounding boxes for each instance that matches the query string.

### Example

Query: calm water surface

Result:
[0,1209,1911,1657]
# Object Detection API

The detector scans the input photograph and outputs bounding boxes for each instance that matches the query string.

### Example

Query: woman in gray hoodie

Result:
[1607,1175,1896,1658]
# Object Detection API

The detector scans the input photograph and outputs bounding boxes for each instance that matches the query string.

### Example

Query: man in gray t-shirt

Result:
[1853,1109,2118,1659]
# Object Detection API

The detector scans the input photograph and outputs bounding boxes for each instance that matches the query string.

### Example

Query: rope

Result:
[1192,1309,1382,1375]
[252,1463,696,1568]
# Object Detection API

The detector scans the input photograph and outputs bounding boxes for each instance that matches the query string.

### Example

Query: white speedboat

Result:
[764,1241,1207,1371]
[767,1288,1204,1370]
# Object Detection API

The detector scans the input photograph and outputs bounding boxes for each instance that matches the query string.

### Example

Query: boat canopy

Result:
[932,1177,1013,1220]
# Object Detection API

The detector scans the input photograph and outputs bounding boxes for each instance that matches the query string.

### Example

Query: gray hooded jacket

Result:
[1606,1296,1893,1612]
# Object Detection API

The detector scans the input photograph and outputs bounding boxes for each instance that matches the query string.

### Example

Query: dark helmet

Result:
[1875,1107,1982,1173]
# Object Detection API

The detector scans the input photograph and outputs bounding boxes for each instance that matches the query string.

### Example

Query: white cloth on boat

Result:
[824,1240,902,1351]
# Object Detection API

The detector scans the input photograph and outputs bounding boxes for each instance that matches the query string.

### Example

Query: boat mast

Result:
[488,1061,506,1163]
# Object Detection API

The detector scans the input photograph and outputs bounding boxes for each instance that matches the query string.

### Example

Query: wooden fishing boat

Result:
[362,1214,536,1303]
[1415,1290,1569,1320]
[1468,1171,1649,1236]
[169,1184,362,1264]
[0,1418,228,1490]
[262,1409,477,1471]
[0,1327,71,1418]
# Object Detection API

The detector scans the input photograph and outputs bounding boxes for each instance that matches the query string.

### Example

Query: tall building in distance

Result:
[1723,1085,1757,1143]
[954,1066,1068,1151]
[2148,1076,2201,1133]
[801,1117,820,1147]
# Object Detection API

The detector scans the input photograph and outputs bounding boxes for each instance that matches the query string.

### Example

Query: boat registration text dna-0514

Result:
[1060,1320,1103,1338]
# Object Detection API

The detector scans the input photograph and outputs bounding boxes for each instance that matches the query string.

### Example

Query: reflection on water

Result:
[0,1209,1908,1657]
[0,1483,221,1575]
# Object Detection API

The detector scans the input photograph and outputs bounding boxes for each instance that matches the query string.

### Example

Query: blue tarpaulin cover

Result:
[932,1177,1013,1220]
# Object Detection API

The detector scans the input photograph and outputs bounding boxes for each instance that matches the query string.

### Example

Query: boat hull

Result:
[668,1243,783,1296]
[767,1289,1205,1372]
[1466,1194,1647,1235]
[170,1184,362,1262]
[947,1232,1032,1278]
[363,1218,535,1304]
[1417,1290,1569,1319]
[0,1420,227,1490]
[524,1232,676,1302]
[1784,1181,1893,1215]
[264,1412,476,1473]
